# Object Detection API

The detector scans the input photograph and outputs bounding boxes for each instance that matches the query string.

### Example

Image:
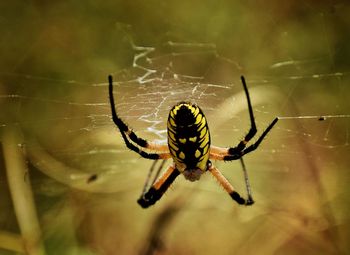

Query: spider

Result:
[108,75,278,208]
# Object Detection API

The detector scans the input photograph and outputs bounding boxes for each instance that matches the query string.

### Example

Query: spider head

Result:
[182,167,203,182]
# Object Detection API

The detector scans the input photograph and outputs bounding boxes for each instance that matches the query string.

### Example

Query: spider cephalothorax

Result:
[108,75,278,208]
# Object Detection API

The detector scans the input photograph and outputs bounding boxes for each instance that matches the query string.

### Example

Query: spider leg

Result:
[209,76,278,161]
[234,76,257,152]
[137,165,180,208]
[239,158,254,204]
[240,117,278,155]
[223,117,278,160]
[109,75,170,159]
[209,76,260,161]
[140,160,166,198]
[208,164,253,205]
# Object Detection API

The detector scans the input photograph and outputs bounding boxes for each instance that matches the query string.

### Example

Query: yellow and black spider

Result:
[108,75,278,208]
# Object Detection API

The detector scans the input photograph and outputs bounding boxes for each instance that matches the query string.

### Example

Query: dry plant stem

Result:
[26,136,123,193]
[2,128,46,255]
[0,231,25,253]
[288,104,341,253]
[139,197,185,255]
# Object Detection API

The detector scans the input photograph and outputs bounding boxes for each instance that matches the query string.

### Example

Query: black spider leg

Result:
[108,75,160,159]
[224,118,278,204]
[233,76,257,152]
[240,158,254,205]
[224,76,279,160]
[109,75,151,148]
[137,166,180,208]
[224,117,278,160]
[140,160,166,198]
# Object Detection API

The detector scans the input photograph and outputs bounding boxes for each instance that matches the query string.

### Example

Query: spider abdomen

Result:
[167,102,211,177]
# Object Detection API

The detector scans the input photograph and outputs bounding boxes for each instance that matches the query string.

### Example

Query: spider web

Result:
[0,2,350,255]
[1,38,349,188]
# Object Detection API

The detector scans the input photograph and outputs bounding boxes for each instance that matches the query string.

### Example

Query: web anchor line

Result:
[278,114,350,121]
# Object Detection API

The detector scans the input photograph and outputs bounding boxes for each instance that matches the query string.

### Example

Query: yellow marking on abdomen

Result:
[179,138,186,143]
[179,151,185,159]
[168,131,176,141]
[199,127,207,138]
[195,149,201,158]
[167,121,175,133]
[169,148,177,157]
[196,155,209,171]
[198,117,206,130]
[195,113,202,124]
[202,144,209,155]
[168,139,179,151]
[169,117,176,127]
[189,137,197,142]
[199,138,208,148]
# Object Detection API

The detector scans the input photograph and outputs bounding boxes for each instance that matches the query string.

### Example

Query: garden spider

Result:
[108,75,278,208]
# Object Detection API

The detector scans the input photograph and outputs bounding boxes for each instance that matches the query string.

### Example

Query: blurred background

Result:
[1,1,350,254]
